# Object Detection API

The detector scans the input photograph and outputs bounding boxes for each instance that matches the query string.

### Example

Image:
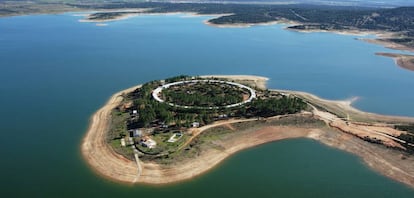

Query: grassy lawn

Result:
[110,139,135,160]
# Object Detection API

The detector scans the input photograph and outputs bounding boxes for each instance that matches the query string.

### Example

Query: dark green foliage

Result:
[395,125,414,135]
[395,125,414,153]
[248,96,307,117]
[164,75,191,83]
[399,133,414,143]
[162,81,245,107]
[88,12,137,20]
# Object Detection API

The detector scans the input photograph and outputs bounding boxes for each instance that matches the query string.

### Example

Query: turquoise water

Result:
[0,13,414,197]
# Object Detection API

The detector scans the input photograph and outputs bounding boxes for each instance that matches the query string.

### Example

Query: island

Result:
[81,75,414,188]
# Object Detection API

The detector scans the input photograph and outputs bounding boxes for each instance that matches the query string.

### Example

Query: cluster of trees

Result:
[394,125,414,153]
[164,75,191,83]
[130,98,172,128]
[395,125,414,134]
[247,96,307,118]
[162,82,244,107]
[128,98,217,129]
[88,12,136,20]
[126,76,219,129]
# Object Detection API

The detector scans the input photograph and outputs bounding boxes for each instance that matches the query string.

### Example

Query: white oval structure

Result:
[152,79,256,109]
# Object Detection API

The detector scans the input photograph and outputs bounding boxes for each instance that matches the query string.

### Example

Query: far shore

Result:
[79,10,232,23]
[77,10,414,60]
[203,19,290,28]
[81,75,414,188]
[78,9,148,23]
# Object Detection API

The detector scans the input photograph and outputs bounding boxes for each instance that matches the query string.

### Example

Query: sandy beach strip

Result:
[81,84,142,184]
[81,75,414,188]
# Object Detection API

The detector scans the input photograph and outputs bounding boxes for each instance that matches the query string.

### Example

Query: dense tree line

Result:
[395,125,414,135]
[248,96,307,117]
[394,125,414,153]
[164,75,192,83]
[162,82,244,107]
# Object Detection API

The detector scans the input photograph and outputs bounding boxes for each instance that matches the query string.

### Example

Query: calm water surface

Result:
[0,13,414,197]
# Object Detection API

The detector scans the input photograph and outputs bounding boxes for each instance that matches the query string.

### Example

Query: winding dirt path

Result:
[178,118,258,151]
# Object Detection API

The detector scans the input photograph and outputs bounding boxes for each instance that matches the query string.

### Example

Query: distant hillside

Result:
[76,2,414,49]
[155,0,414,7]
[1,1,414,49]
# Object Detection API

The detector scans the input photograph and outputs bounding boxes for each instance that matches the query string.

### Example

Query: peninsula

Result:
[82,75,414,188]
[376,52,414,72]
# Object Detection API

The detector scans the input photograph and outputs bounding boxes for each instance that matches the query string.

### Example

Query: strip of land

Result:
[81,75,414,188]
[376,52,414,72]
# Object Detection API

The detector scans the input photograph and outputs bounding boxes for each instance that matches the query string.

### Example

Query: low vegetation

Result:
[152,115,323,165]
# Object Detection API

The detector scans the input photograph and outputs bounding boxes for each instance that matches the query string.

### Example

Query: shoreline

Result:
[203,19,288,28]
[283,89,414,123]
[376,52,414,72]
[79,10,232,23]
[81,75,414,188]
[81,84,143,184]
[286,27,414,53]
[362,38,414,53]
[78,9,149,23]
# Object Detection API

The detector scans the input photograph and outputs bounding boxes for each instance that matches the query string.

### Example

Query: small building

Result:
[218,114,228,119]
[129,129,143,137]
[192,122,200,128]
[167,132,183,143]
[132,110,138,115]
[120,138,126,147]
[158,121,169,129]
[140,137,157,149]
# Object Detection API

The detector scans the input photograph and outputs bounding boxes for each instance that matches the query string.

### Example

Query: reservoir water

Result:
[0,13,413,197]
